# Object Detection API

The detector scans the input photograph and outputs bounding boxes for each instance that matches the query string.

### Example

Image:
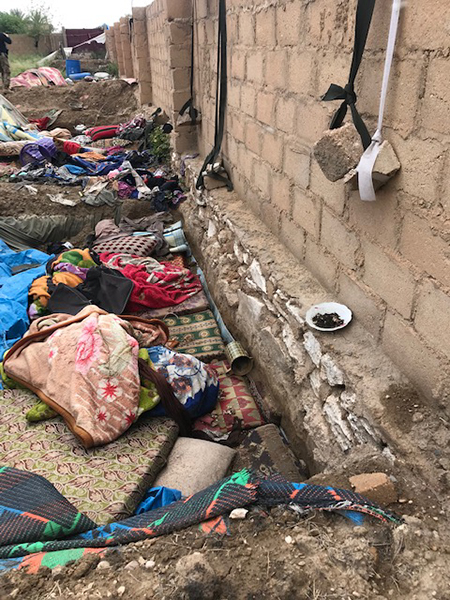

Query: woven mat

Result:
[0,390,178,524]
[164,310,225,361]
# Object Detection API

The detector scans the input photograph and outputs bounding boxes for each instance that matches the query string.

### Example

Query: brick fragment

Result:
[349,473,398,506]
[313,123,362,182]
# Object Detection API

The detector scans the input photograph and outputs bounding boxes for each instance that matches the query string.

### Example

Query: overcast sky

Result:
[1,1,150,29]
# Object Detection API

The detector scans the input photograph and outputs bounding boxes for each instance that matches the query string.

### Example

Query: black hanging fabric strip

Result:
[178,0,199,123]
[321,0,376,150]
[196,0,233,191]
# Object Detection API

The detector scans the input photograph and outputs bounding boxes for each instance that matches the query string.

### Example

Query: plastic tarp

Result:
[0,240,51,360]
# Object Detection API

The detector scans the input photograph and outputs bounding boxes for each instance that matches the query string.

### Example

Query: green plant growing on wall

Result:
[148,126,171,164]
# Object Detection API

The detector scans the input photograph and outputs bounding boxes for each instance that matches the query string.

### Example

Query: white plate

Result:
[305,302,352,332]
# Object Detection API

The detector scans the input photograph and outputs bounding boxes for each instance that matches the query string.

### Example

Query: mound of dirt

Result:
[0,505,448,600]
[4,80,139,132]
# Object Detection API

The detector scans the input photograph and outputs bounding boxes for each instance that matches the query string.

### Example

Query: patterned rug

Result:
[0,390,179,524]
[194,360,265,436]
[164,310,225,361]
[0,467,402,573]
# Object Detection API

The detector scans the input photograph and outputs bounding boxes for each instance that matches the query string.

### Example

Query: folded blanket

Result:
[100,252,203,311]
[3,306,168,448]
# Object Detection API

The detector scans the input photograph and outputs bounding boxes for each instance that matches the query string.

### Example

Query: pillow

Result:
[193,360,265,436]
[85,125,119,141]
[93,235,159,257]
[164,310,225,361]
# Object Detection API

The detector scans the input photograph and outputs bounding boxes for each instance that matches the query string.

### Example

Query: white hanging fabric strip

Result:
[356,0,402,201]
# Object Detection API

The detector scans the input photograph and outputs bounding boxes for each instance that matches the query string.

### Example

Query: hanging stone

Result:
[313,123,363,182]
[344,140,401,192]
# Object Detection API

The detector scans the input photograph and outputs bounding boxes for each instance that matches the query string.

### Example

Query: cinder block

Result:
[275,97,297,134]
[279,214,305,263]
[400,213,450,288]
[168,21,191,45]
[245,120,261,155]
[261,131,283,170]
[171,67,190,90]
[288,51,315,97]
[337,272,383,339]
[401,0,450,51]
[265,49,287,90]
[305,238,338,291]
[321,208,360,271]
[414,280,450,358]
[283,145,310,191]
[349,473,397,506]
[232,49,246,80]
[271,172,292,215]
[256,7,276,47]
[362,242,416,319]
[256,91,275,126]
[309,160,346,216]
[276,1,302,46]
[239,11,255,45]
[241,84,256,117]
[228,80,241,110]
[382,311,448,402]
[247,52,264,84]
[252,159,272,199]
[166,0,192,19]
[168,45,191,68]
[346,186,398,249]
[292,188,320,239]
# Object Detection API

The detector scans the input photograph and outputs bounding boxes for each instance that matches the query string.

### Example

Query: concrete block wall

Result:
[113,22,125,76]
[105,28,116,63]
[111,0,450,408]
[131,7,152,105]
[119,17,135,79]
[190,0,450,406]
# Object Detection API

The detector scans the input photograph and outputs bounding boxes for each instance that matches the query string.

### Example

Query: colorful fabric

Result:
[144,346,219,419]
[28,248,96,320]
[100,253,203,311]
[4,306,142,448]
[85,126,119,142]
[10,67,67,89]
[164,310,226,361]
[136,288,210,320]
[0,467,402,573]
[0,390,179,523]
[193,360,265,435]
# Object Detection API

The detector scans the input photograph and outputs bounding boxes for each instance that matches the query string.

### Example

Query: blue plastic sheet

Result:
[0,240,51,363]
[135,486,182,515]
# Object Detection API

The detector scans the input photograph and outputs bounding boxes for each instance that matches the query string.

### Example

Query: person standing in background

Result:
[0,32,12,90]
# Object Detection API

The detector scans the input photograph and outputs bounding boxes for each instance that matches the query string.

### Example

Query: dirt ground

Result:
[4,79,139,132]
[0,80,449,600]
[0,503,449,600]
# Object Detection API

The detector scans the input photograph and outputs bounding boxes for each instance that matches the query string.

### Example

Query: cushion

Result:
[154,437,236,496]
[193,360,265,436]
[165,310,225,361]
[135,288,210,319]
[93,235,159,257]
[85,125,119,142]
[0,389,179,524]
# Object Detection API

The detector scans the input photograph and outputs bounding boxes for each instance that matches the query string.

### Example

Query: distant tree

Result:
[26,5,55,49]
[0,10,28,34]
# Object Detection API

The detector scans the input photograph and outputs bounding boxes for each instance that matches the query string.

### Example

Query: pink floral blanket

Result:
[4,307,168,448]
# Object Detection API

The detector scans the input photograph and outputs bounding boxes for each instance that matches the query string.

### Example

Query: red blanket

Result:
[99,253,203,311]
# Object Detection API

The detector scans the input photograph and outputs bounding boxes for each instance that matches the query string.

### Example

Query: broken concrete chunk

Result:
[303,331,322,367]
[313,123,363,182]
[349,472,398,506]
[320,353,345,386]
[230,508,249,520]
[345,140,401,192]
[249,259,267,293]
